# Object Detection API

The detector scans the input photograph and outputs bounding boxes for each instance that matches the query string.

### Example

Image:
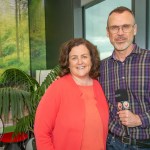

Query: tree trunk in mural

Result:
[15,0,20,61]
[29,0,46,76]
[0,6,1,57]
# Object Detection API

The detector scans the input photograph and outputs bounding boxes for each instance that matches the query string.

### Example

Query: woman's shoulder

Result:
[93,79,103,90]
[93,79,100,86]
[53,74,71,83]
[49,74,72,89]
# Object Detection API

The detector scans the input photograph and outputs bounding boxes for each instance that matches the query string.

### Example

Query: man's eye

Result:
[112,26,117,29]
[123,24,130,29]
[110,26,118,31]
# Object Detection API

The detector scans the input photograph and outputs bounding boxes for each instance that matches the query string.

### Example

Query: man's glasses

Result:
[108,24,135,34]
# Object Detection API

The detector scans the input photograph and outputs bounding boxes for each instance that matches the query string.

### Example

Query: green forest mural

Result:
[29,0,46,76]
[0,0,46,77]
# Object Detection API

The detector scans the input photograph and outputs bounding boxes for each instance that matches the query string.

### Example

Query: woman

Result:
[34,38,109,150]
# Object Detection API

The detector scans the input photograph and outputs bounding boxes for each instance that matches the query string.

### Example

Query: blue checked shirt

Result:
[99,44,150,140]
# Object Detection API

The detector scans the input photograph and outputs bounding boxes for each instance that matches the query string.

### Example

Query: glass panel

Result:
[84,0,131,60]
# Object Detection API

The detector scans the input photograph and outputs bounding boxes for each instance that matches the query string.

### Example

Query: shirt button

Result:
[122,76,125,79]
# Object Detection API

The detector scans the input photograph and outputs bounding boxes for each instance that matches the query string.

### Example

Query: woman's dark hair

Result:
[59,38,100,79]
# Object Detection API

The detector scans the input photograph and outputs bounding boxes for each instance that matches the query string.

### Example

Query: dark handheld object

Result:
[115,89,130,135]
[115,89,129,110]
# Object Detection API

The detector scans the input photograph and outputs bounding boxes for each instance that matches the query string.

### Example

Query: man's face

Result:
[107,11,137,52]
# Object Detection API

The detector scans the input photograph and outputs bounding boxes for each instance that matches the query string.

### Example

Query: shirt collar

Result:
[110,44,139,61]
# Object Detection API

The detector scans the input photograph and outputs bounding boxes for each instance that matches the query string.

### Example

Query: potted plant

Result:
[0,68,39,124]
[0,68,39,149]
[15,65,60,134]
[0,65,60,149]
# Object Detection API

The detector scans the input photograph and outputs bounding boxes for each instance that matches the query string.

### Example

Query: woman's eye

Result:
[71,57,77,60]
[83,55,87,59]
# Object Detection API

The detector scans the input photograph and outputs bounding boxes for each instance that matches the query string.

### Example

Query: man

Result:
[100,6,150,150]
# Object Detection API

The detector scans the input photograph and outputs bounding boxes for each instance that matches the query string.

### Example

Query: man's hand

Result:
[117,110,142,127]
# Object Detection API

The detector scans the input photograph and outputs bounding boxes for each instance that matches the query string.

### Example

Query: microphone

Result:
[115,89,130,135]
[115,89,129,111]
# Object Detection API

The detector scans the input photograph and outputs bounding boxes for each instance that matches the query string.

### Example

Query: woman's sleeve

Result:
[34,83,61,150]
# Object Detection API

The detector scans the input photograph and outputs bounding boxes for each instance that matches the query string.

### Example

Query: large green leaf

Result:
[0,68,39,122]
[0,66,60,134]
[0,68,39,92]
[15,65,60,134]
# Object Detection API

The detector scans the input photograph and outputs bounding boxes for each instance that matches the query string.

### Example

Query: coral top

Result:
[34,74,109,150]
[79,85,104,150]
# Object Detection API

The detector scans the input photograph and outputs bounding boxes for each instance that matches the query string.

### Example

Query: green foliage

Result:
[3,44,16,56]
[15,114,35,134]
[32,65,60,110]
[0,68,39,121]
[0,65,60,135]
[0,0,30,75]
[17,65,60,134]
[7,59,23,66]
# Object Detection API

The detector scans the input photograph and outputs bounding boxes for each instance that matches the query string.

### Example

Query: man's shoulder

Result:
[141,48,150,54]
[136,45,150,54]
[137,48,150,59]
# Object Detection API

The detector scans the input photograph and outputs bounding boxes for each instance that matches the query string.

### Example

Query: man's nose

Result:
[117,26,124,34]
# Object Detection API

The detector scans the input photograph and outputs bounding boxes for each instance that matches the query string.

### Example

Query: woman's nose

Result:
[77,58,83,64]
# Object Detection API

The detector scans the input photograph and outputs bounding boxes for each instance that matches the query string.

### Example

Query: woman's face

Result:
[69,44,92,79]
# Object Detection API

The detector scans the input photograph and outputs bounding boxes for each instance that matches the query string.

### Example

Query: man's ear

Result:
[134,24,137,36]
